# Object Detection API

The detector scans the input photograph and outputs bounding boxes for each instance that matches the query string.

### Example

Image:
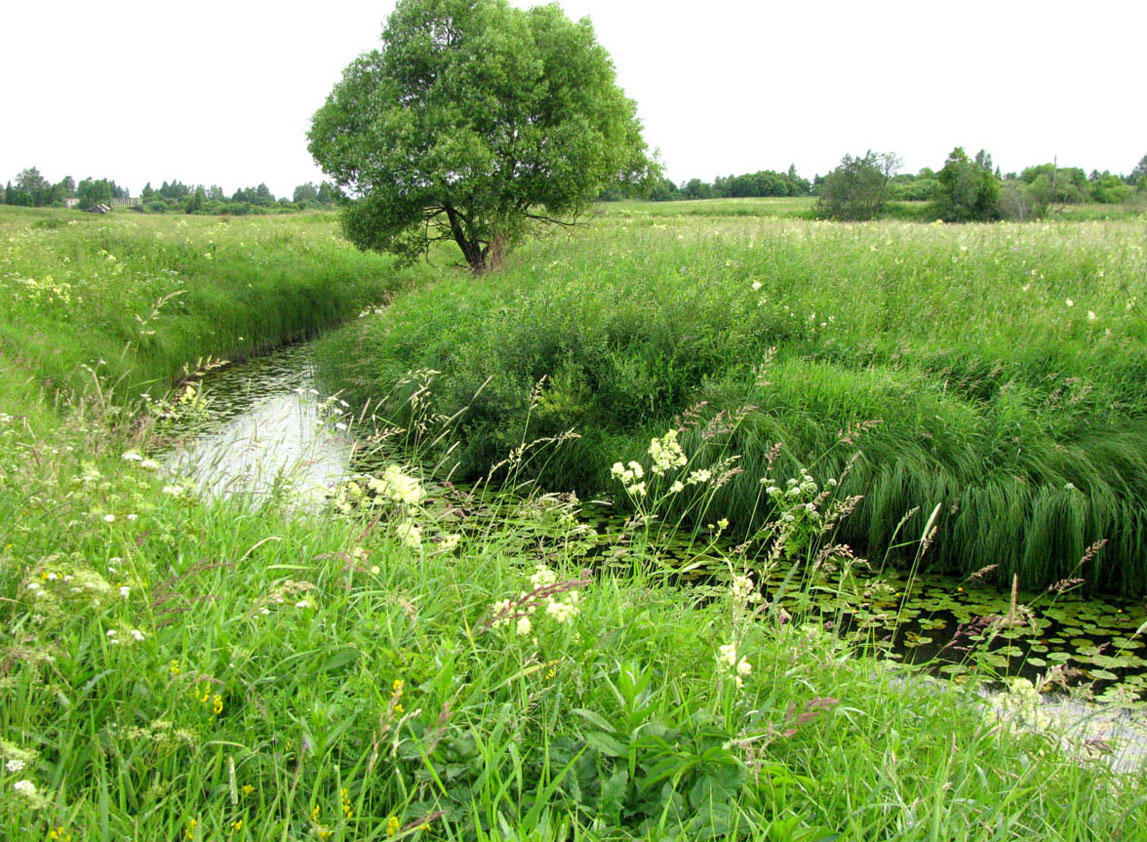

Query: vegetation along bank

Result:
[317,201,1147,596]
[2,202,1147,840]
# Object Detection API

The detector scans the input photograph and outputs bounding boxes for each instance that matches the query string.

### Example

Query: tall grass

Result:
[3,374,1146,840]
[316,210,1147,593]
[3,206,1146,839]
[0,206,423,401]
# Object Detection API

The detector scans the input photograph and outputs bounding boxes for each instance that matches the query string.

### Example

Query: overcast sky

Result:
[2,0,1144,198]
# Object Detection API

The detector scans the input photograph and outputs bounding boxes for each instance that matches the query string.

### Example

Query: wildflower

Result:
[103,514,116,523]
[687,469,711,485]
[122,451,143,462]
[545,599,579,623]
[106,629,119,644]
[230,819,242,831]
[5,759,25,773]
[341,787,353,818]
[242,785,254,796]
[373,464,427,505]
[139,459,161,470]
[610,460,645,488]
[1087,310,1097,321]
[731,574,762,605]
[648,429,687,475]
[1065,298,1074,307]
[717,643,752,688]
[169,660,181,676]
[751,280,763,291]
[670,480,684,493]
[396,521,422,548]
[48,828,73,841]
[439,533,461,551]
[295,599,311,609]
[627,481,646,496]
[212,694,223,715]
[119,585,130,598]
[186,818,199,839]
[529,564,558,589]
[130,629,145,642]
[386,816,401,836]
[12,779,36,796]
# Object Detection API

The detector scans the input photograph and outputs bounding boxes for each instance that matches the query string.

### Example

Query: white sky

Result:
[2,0,1144,198]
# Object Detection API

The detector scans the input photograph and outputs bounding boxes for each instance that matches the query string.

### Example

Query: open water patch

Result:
[163,344,352,505]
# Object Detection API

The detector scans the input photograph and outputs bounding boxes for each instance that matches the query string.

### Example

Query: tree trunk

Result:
[445,206,488,272]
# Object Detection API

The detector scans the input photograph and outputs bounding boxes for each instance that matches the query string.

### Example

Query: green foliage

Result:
[2,206,1147,840]
[815,151,899,221]
[1128,153,1147,187]
[0,208,413,400]
[308,0,653,271]
[935,147,1001,221]
[317,208,1147,594]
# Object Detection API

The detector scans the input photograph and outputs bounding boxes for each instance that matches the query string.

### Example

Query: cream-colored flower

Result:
[396,521,422,548]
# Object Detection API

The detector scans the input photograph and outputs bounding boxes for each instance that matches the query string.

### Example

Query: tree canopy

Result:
[816,151,900,221]
[308,0,653,271]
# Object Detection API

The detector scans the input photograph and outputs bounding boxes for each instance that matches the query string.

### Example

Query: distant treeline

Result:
[811,149,1147,222]
[604,150,1147,218]
[0,167,341,214]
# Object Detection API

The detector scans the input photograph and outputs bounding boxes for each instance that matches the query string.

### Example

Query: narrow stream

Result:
[164,344,351,505]
[164,341,1147,769]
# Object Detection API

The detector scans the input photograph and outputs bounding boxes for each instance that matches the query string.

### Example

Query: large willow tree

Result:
[309,0,652,272]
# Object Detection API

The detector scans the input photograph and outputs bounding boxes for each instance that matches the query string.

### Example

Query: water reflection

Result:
[164,345,351,505]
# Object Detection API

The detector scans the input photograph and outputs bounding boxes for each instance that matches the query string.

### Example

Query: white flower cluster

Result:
[610,460,646,496]
[730,573,763,607]
[648,429,687,476]
[717,642,753,688]
[686,469,711,485]
[490,564,583,636]
[369,465,426,506]
[395,521,422,549]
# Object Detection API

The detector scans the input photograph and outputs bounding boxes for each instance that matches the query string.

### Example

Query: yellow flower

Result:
[212,694,223,715]
[242,784,254,796]
[169,660,181,676]
[185,818,199,839]
[386,816,401,836]
[230,819,243,831]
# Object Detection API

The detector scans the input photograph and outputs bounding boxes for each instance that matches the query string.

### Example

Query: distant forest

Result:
[612,149,1147,222]
[3,149,1145,222]
[0,169,340,214]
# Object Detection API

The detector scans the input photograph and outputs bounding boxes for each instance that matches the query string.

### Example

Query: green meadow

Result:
[319,203,1147,595]
[2,205,1147,841]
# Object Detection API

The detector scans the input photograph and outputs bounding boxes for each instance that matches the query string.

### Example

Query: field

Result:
[317,203,1147,595]
[2,206,1147,841]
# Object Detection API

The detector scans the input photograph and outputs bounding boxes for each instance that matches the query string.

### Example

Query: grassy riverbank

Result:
[2,381,1146,840]
[317,205,1147,595]
[3,208,1147,840]
[0,206,413,401]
